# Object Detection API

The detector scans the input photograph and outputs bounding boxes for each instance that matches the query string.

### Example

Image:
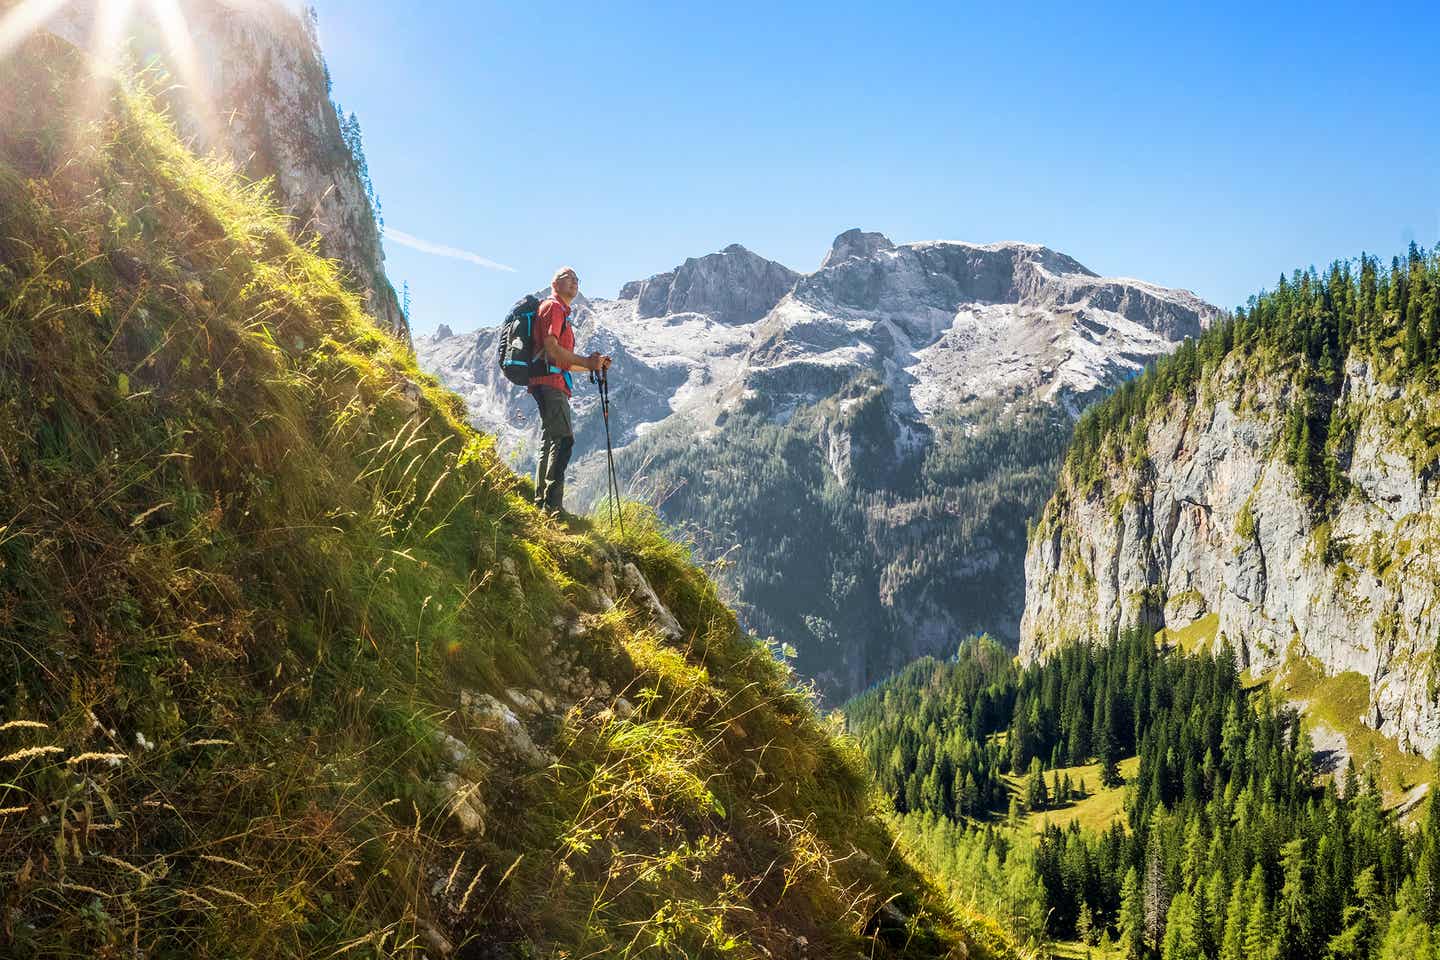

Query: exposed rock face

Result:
[45,0,406,335]
[762,237,1217,420]
[620,244,800,326]
[820,228,896,269]
[1022,352,1440,753]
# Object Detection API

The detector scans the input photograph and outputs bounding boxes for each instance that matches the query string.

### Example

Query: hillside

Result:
[418,232,1220,697]
[44,0,407,335]
[0,33,1019,960]
[1022,247,1440,756]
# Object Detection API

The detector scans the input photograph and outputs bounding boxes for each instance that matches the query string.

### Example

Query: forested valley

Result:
[847,635,1440,958]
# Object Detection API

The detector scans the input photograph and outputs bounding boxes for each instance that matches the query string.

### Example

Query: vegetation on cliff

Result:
[1063,244,1440,514]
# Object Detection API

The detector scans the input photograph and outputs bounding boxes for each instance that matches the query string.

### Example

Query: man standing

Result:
[530,266,610,518]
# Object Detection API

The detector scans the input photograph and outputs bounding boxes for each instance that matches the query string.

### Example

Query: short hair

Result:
[552,266,579,287]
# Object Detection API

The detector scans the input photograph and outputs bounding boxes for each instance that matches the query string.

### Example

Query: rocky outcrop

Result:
[619,244,799,326]
[820,228,896,268]
[45,0,406,334]
[1022,351,1440,753]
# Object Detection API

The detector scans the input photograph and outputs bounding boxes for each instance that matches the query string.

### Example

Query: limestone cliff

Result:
[1023,255,1440,754]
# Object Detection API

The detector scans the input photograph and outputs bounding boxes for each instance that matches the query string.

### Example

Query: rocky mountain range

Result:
[417,229,1221,695]
[420,231,1216,458]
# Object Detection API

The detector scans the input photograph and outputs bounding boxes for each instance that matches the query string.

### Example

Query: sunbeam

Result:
[0,0,72,61]
[147,0,218,143]
[88,0,133,69]
[0,0,228,150]
[66,0,136,146]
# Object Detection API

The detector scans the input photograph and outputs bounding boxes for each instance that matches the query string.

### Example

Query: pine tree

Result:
[1189,876,1214,960]
[1143,822,1170,950]
[1160,889,1206,960]
[1418,765,1440,924]
[1378,879,1433,960]
[1241,879,1273,960]
[1027,756,1049,811]
[1220,877,1246,960]
[953,767,970,817]
[1325,866,1379,960]
[1275,837,1312,959]
[1405,284,1424,365]
[1181,817,1205,890]
[1099,722,1122,788]
[1077,900,1096,948]
[1120,866,1146,960]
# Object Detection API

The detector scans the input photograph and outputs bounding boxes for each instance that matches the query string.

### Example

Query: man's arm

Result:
[542,335,606,372]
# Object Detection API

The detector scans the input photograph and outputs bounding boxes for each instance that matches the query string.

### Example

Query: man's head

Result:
[551,266,579,304]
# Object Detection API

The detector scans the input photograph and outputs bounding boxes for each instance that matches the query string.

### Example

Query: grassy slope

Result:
[1006,757,1140,836]
[0,36,1017,960]
[1153,613,1219,656]
[1268,655,1435,803]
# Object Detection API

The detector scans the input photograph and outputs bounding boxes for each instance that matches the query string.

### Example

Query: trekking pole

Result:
[590,366,624,534]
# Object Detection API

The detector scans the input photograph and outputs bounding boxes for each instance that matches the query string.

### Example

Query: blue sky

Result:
[312,0,1440,337]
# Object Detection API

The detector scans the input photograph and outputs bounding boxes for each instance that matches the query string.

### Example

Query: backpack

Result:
[497,294,544,386]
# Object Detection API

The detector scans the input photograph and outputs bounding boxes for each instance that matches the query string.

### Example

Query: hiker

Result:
[530,266,610,518]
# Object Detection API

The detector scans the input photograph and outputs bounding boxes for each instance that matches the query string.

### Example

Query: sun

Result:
[0,0,235,142]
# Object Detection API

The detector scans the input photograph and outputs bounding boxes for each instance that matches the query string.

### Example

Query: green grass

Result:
[1271,655,1435,803]
[1005,757,1140,835]
[1050,938,1121,959]
[1155,612,1220,655]
[0,34,1018,960]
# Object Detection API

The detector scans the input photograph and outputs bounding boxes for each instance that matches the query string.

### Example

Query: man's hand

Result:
[588,353,612,372]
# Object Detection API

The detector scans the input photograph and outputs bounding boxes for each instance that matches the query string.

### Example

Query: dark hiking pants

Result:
[532,386,574,512]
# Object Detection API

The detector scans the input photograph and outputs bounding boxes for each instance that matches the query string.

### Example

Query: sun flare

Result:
[0,0,71,62]
[1,0,224,140]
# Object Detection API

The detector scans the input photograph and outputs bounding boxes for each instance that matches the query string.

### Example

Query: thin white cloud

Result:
[386,228,517,273]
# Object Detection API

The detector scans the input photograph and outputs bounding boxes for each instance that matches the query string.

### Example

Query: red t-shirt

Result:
[530,296,574,395]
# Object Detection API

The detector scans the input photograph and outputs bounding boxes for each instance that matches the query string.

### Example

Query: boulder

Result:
[440,772,486,836]
[460,691,549,768]
[622,563,684,642]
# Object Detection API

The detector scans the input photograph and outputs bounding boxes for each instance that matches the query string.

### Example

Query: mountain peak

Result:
[616,245,799,326]
[820,229,896,269]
